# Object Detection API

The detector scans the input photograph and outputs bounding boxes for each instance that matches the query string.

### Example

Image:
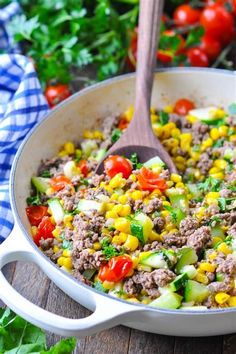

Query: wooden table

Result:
[1,261,236,354]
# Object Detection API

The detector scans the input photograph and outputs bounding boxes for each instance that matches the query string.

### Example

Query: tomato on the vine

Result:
[104,155,132,179]
[174,98,195,115]
[137,167,167,192]
[199,35,221,61]
[200,4,235,44]
[173,4,201,27]
[157,30,185,64]
[187,47,209,67]
[34,216,55,246]
[45,84,71,108]
[26,205,48,226]
[50,175,72,191]
[98,255,133,283]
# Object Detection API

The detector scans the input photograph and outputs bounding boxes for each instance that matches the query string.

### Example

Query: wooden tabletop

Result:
[1,261,236,354]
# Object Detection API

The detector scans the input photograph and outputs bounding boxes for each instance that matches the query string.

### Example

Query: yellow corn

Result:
[150,106,156,114]
[229,135,236,142]
[209,166,220,175]
[93,130,104,140]
[212,236,222,247]
[214,159,227,170]
[162,200,171,207]
[137,264,152,272]
[105,210,118,219]
[83,130,93,139]
[180,133,192,151]
[151,114,158,123]
[186,115,197,124]
[110,193,119,201]
[228,296,236,307]
[93,242,101,251]
[114,217,131,233]
[175,156,186,164]
[130,174,137,182]
[166,181,174,187]
[113,204,123,215]
[215,292,230,305]
[163,105,174,114]
[63,249,71,257]
[153,125,163,138]
[127,298,140,303]
[103,281,115,290]
[119,204,131,217]
[58,150,67,157]
[208,251,218,261]
[124,106,134,122]
[210,128,220,140]
[63,257,72,270]
[161,210,170,218]
[217,242,232,255]
[175,182,186,189]
[53,245,59,253]
[195,207,205,221]
[106,202,115,211]
[170,173,182,183]
[118,195,128,204]
[171,128,181,138]
[199,262,216,273]
[112,232,128,245]
[218,125,228,137]
[210,172,224,180]
[195,273,208,284]
[64,141,75,154]
[109,174,126,188]
[57,256,66,267]
[124,234,139,251]
[131,190,143,201]
[205,192,219,205]
[201,138,213,151]
[31,226,38,236]
[149,230,163,242]
[63,214,73,223]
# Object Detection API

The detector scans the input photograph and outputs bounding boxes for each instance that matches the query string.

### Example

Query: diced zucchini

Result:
[76,199,104,213]
[187,183,202,198]
[179,306,208,311]
[63,160,78,179]
[131,212,153,245]
[170,273,188,292]
[215,272,224,282]
[224,148,236,161]
[144,156,165,169]
[81,140,98,157]
[93,148,107,162]
[31,176,50,193]
[150,292,183,309]
[163,249,177,267]
[184,280,209,303]
[211,225,225,240]
[48,199,65,224]
[166,188,189,212]
[175,247,198,274]
[189,107,226,123]
[140,252,168,269]
[83,269,96,280]
[180,265,197,279]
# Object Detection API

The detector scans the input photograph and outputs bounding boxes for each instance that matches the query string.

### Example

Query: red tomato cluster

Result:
[127,2,235,69]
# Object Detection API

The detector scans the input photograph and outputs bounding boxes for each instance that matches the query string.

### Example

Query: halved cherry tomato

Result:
[104,155,132,179]
[34,216,55,246]
[118,118,129,130]
[78,159,89,176]
[26,205,48,226]
[98,255,133,282]
[137,167,167,192]
[200,4,235,44]
[50,175,72,192]
[199,35,221,61]
[174,4,201,27]
[174,98,195,116]
[187,47,209,67]
[45,84,71,108]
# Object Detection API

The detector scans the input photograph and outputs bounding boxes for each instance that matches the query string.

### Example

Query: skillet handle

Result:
[0,226,143,337]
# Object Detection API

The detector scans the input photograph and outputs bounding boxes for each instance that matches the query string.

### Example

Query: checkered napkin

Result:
[0,4,49,243]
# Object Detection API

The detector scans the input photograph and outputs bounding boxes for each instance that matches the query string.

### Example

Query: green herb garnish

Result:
[26,194,41,206]
[198,177,221,193]
[130,153,143,169]
[159,111,169,125]
[111,128,122,143]
[40,170,51,178]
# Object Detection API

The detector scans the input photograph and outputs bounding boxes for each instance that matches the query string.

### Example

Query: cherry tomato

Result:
[157,50,174,64]
[174,4,201,27]
[78,160,89,176]
[98,255,133,282]
[118,117,129,130]
[157,30,185,64]
[199,35,221,61]
[187,47,209,67]
[174,98,195,115]
[45,84,71,108]
[50,175,72,192]
[137,167,167,192]
[26,205,48,226]
[34,216,55,246]
[200,4,235,44]
[104,155,132,179]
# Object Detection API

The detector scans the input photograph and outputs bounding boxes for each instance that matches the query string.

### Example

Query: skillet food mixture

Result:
[26,99,236,310]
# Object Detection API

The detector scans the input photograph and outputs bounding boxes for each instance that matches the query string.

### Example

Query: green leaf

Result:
[51,10,72,27]
[26,195,41,206]
[8,15,39,42]
[40,170,51,178]
[130,153,142,169]
[111,128,122,143]
[159,111,169,125]
[185,26,205,48]
[159,33,181,52]
[218,197,226,212]
[198,177,221,193]
[42,337,76,354]
[228,103,236,115]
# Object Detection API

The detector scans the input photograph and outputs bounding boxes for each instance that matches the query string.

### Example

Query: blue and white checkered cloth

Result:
[0,3,49,243]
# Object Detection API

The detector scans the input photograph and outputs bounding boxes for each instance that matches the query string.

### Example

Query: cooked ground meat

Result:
[39,238,54,251]
[179,216,199,238]
[197,152,213,174]
[186,226,212,254]
[208,277,233,293]
[229,223,236,238]
[142,197,162,214]
[151,269,176,287]
[192,122,209,145]
[163,232,186,248]
[123,277,142,296]
[142,241,163,252]
[72,249,106,271]
[216,255,236,277]
[153,216,165,232]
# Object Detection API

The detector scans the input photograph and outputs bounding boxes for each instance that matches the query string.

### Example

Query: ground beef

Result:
[100,114,119,149]
[38,156,71,176]
[146,288,160,298]
[220,188,233,198]
[208,277,233,293]
[151,269,175,287]
[89,174,105,187]
[85,187,110,200]
[226,171,236,183]
[153,216,165,232]
[72,249,106,271]
[163,232,186,247]
[197,152,213,174]
[73,269,92,286]
[203,295,218,308]
[142,241,163,252]
[179,216,199,238]
[216,254,236,276]
[39,238,54,251]
[192,122,209,145]
[159,169,170,180]
[205,204,220,217]
[142,197,162,214]
[169,113,182,128]
[51,250,63,262]
[186,226,212,254]
[226,115,236,127]
[123,277,142,296]
[229,223,236,238]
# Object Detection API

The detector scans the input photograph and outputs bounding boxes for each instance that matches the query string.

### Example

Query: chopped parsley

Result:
[81,178,89,186]
[159,111,169,125]
[212,139,224,148]
[192,144,200,152]
[198,177,221,193]
[111,128,122,143]
[100,237,123,260]
[61,233,73,250]
[218,197,227,212]
[207,215,221,226]
[130,153,143,169]
[26,194,41,206]
[40,170,51,177]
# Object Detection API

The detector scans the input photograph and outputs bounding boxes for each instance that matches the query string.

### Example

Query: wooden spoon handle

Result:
[132,0,164,131]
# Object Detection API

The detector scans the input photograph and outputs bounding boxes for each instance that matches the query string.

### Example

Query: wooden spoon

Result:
[97,0,176,174]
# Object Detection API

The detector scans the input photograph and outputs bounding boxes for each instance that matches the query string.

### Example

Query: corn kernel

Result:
[109,174,126,189]
[218,125,228,137]
[117,195,127,204]
[137,264,152,272]
[171,128,181,138]
[180,133,192,151]
[63,214,73,223]
[210,172,224,180]
[149,230,163,242]
[106,202,115,211]
[58,150,67,157]
[63,249,71,257]
[127,298,140,303]
[124,106,134,122]
[151,114,158,123]
[153,125,163,138]
[31,226,38,236]
[88,248,95,254]
[229,135,236,143]
[57,256,65,267]
[162,200,171,207]
[114,218,131,233]
[124,234,139,251]
[175,156,186,164]
[83,130,93,139]
[170,173,182,183]
[186,114,197,124]
[212,236,223,247]
[103,281,115,290]
[113,204,123,215]
[150,106,156,114]
[105,210,118,219]
[163,105,174,114]
[175,182,186,189]
[112,232,128,245]
[166,181,174,187]
[130,174,137,182]
[110,193,119,201]
[208,251,217,261]
[210,128,220,140]
[199,262,216,273]
[215,292,230,304]
[228,296,236,307]
[63,257,72,269]
[201,138,213,150]
[209,166,220,174]
[93,130,104,140]
[195,273,209,284]
[161,210,170,218]
[131,190,143,201]
[53,245,59,253]
[217,242,232,255]
[214,159,228,170]
[119,204,131,217]
[93,242,101,251]
[64,141,75,154]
